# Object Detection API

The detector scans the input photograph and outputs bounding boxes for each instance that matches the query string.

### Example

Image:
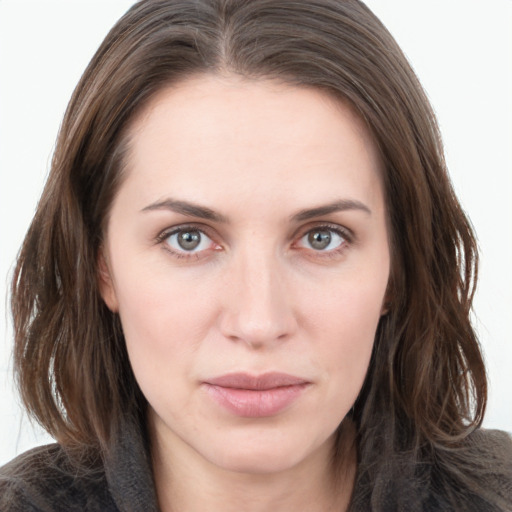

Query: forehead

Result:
[118,74,384,218]
[128,74,378,162]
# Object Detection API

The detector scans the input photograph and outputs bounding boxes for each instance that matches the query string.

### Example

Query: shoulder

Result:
[470,428,512,459]
[351,428,512,512]
[0,443,118,512]
[463,428,512,478]
[466,429,512,503]
[430,428,512,511]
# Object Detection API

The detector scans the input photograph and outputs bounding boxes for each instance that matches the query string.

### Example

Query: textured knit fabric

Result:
[1,422,511,511]
[0,420,158,512]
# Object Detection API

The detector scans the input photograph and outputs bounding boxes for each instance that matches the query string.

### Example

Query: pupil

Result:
[308,230,331,250]
[178,231,201,250]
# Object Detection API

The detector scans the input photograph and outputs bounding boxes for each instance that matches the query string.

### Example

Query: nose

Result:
[219,249,297,349]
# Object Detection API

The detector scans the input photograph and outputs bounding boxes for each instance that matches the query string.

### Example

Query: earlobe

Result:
[97,248,119,312]
[380,303,390,316]
[380,285,393,316]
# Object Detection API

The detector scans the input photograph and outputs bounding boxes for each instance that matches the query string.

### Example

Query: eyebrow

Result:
[141,197,371,223]
[141,198,228,223]
[291,199,372,222]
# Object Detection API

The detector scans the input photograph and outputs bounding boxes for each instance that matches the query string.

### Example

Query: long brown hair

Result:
[11,0,491,508]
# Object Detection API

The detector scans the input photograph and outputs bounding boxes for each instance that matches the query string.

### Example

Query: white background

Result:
[1,1,511,466]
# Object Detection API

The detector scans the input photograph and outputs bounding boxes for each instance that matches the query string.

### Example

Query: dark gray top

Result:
[1,421,511,511]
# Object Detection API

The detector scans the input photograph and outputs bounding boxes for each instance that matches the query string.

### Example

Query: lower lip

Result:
[203,383,309,417]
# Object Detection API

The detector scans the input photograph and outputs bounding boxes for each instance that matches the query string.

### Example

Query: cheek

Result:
[111,266,219,379]
[306,267,386,335]
[115,283,201,415]
[303,272,386,387]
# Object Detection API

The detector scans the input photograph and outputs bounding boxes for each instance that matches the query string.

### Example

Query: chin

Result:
[213,447,308,475]
[201,426,336,476]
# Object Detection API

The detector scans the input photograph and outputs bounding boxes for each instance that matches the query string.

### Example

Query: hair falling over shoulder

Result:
[11,0,491,509]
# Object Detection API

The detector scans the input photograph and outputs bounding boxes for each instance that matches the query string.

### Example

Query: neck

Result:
[150,419,357,512]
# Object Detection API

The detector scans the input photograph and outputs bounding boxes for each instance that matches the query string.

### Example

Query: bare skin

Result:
[150,417,357,512]
[99,74,389,511]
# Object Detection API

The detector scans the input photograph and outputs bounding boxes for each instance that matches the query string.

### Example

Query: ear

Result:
[97,247,119,312]
[380,283,393,316]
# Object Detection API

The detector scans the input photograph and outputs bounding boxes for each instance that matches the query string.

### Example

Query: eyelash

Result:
[155,223,353,260]
[155,224,218,260]
[294,224,353,259]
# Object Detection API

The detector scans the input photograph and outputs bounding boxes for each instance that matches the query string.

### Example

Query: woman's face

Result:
[100,75,390,474]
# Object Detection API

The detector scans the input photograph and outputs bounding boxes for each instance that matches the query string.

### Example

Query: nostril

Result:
[217,259,298,346]
[220,309,296,348]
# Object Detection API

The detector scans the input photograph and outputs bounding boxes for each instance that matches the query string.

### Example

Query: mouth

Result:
[202,372,311,418]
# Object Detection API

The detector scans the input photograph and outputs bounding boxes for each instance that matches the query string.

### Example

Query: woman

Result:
[1,0,511,510]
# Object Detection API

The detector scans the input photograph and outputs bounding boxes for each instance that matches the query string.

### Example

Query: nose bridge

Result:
[220,243,295,346]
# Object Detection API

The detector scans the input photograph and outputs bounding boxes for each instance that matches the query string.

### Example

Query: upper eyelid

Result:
[154,222,354,248]
[293,222,354,243]
[156,223,216,242]
[156,225,218,259]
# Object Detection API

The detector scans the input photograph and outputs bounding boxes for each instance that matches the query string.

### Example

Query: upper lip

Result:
[204,372,309,390]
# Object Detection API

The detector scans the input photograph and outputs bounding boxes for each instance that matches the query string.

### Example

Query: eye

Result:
[164,228,214,254]
[297,227,347,252]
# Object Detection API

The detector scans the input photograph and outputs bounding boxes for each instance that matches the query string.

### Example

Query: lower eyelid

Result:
[169,230,211,250]
[156,225,210,243]
[298,227,350,246]
[156,225,352,260]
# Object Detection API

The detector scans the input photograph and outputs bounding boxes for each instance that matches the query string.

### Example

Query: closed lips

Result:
[203,372,311,417]
[204,372,310,390]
